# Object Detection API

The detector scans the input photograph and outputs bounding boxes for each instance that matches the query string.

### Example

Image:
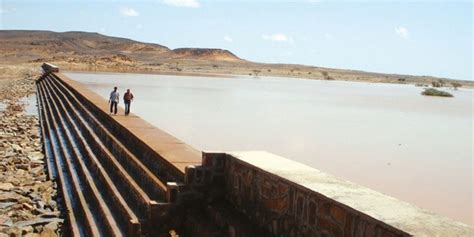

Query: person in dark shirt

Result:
[123,89,134,116]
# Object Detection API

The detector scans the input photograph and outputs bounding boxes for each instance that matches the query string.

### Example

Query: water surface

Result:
[66,72,473,225]
[0,94,37,116]
[20,94,38,116]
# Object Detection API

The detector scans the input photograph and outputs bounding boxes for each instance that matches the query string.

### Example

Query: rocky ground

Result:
[0,66,62,237]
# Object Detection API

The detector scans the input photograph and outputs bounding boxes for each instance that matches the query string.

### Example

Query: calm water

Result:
[66,72,473,225]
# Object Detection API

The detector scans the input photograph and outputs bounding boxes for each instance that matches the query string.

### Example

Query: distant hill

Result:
[171,48,241,62]
[0,30,241,62]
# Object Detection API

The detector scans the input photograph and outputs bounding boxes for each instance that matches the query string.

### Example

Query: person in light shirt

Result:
[108,86,119,115]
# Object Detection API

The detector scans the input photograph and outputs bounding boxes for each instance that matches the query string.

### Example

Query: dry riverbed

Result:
[0,65,62,237]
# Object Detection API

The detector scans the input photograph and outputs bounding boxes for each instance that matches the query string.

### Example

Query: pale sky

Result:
[1,0,472,80]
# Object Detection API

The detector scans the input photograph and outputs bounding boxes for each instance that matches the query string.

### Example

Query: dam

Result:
[36,63,473,236]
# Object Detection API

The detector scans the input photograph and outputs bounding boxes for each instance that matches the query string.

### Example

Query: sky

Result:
[1,0,472,80]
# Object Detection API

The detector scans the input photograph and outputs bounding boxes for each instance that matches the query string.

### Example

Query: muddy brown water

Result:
[65,72,473,226]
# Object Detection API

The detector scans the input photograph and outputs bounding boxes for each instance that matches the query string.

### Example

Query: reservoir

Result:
[65,72,473,225]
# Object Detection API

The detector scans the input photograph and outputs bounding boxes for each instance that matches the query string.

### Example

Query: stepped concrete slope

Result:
[36,63,473,236]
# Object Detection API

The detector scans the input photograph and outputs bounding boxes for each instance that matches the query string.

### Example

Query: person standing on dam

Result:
[123,89,134,116]
[109,86,119,115]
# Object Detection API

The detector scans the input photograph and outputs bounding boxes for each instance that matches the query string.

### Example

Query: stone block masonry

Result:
[188,151,474,237]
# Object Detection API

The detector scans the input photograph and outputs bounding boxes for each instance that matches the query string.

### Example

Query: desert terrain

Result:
[1,30,472,89]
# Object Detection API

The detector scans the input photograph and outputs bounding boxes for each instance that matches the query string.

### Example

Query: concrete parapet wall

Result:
[195,151,474,237]
[196,152,409,237]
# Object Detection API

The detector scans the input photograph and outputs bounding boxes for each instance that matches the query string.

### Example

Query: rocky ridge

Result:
[170,48,241,61]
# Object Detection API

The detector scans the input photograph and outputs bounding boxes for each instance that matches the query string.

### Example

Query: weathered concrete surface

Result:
[227,151,474,237]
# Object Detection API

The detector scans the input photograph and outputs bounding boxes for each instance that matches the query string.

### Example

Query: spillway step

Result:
[52,73,182,183]
[37,82,99,236]
[43,75,149,235]
[37,73,179,236]
[47,75,167,201]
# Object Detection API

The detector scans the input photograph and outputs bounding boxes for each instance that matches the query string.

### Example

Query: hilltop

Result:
[0,30,472,87]
[171,48,241,62]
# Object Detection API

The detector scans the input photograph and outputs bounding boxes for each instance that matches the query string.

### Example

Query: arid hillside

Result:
[170,48,241,62]
[0,30,241,61]
[1,30,472,88]
[0,30,169,60]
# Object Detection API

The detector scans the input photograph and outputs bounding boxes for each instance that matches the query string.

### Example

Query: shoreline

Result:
[63,68,238,79]
[64,68,474,91]
[0,66,63,236]
[4,61,474,89]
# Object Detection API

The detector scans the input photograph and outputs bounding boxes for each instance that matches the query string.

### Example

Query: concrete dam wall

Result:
[36,64,473,237]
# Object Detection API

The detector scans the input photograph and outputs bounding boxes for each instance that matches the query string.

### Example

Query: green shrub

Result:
[421,88,453,97]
